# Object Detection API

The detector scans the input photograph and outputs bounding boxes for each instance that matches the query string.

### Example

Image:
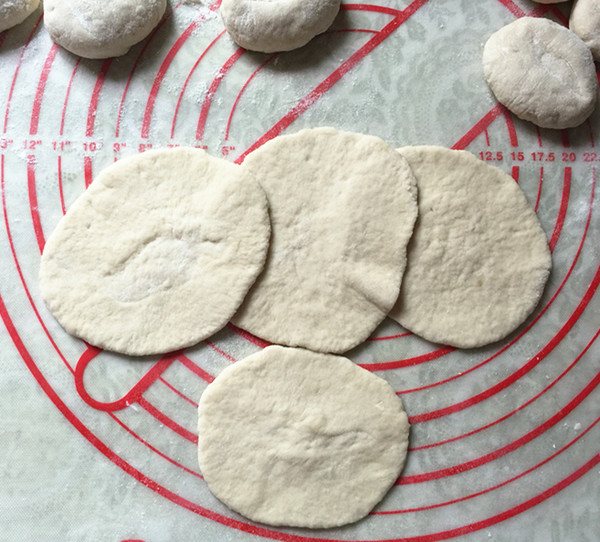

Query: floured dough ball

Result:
[220,0,341,53]
[43,0,167,58]
[389,146,552,349]
[233,127,418,354]
[39,148,270,356]
[0,0,39,33]
[197,345,410,528]
[482,17,598,129]
[571,0,600,61]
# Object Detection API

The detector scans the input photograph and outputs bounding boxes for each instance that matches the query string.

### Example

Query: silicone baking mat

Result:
[1,1,599,541]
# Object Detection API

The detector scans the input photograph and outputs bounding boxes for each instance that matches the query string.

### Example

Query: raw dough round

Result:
[40,148,270,356]
[220,0,341,53]
[197,345,410,528]
[570,0,600,61]
[43,0,167,58]
[482,17,598,129]
[232,127,418,354]
[0,0,39,33]
[389,146,552,349]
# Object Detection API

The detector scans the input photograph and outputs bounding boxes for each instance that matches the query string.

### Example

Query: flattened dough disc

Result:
[197,345,410,528]
[40,148,270,356]
[389,146,551,348]
[232,127,418,354]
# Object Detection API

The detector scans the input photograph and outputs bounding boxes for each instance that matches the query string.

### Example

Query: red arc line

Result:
[115,8,175,138]
[110,411,203,479]
[86,59,112,137]
[171,30,226,139]
[30,43,59,135]
[548,167,571,252]
[378,415,600,514]
[235,0,430,163]
[408,260,600,424]
[26,155,44,253]
[1,289,598,542]
[141,18,203,139]
[196,47,245,141]
[398,349,600,485]
[138,397,198,444]
[60,60,80,136]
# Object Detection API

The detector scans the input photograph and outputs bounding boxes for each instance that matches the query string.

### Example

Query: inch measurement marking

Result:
[113,142,127,152]
[23,139,42,150]
[83,141,103,152]
[52,141,71,151]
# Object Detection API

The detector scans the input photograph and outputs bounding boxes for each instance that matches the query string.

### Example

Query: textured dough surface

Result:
[197,345,410,528]
[570,0,600,61]
[40,148,270,356]
[43,0,167,58]
[220,0,341,53]
[482,17,598,129]
[0,0,39,32]
[233,127,418,353]
[389,146,551,348]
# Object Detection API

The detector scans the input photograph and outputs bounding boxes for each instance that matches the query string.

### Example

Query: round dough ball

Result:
[220,0,341,53]
[482,17,598,129]
[197,345,410,528]
[232,127,418,354]
[0,0,39,33]
[570,0,600,61]
[40,148,270,356]
[389,146,552,349]
[43,0,167,58]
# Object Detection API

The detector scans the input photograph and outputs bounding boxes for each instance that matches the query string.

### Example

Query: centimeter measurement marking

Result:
[479,150,598,162]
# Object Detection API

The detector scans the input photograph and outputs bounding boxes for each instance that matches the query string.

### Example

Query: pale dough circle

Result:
[482,17,598,129]
[232,127,418,354]
[570,0,600,61]
[40,148,270,356]
[389,146,552,349]
[0,0,39,33]
[197,345,410,528]
[220,0,341,53]
[43,0,167,58]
